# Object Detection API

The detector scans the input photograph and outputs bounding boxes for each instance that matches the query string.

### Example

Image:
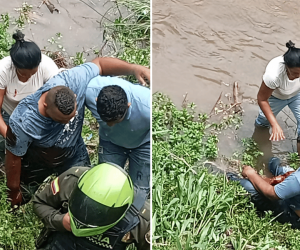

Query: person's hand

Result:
[242,165,257,178]
[132,65,150,86]
[8,188,22,208]
[63,213,72,232]
[270,123,285,141]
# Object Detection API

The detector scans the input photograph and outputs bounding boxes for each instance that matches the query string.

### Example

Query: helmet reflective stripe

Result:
[72,216,97,229]
[69,163,134,237]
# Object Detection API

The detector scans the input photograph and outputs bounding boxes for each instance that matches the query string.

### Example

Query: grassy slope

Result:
[152,93,300,250]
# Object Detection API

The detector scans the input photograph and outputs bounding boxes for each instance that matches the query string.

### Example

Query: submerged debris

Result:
[38,0,60,14]
[210,81,243,117]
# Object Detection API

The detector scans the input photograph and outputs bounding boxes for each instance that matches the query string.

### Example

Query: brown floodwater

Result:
[0,0,115,60]
[152,0,300,169]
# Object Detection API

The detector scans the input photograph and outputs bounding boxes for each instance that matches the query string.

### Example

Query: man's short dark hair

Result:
[54,88,76,115]
[97,85,128,122]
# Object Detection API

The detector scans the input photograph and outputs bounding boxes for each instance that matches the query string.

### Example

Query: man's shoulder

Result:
[131,87,150,110]
[59,166,90,179]
[11,94,37,117]
[9,96,44,136]
[54,167,90,189]
[45,62,99,92]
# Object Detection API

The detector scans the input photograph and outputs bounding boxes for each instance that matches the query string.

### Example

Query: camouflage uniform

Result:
[32,167,150,250]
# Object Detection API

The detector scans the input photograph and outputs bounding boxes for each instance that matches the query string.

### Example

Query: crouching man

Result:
[85,76,150,196]
[32,162,150,250]
[228,157,300,228]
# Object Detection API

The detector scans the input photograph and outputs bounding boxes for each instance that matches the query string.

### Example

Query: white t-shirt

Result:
[0,54,59,115]
[263,56,300,100]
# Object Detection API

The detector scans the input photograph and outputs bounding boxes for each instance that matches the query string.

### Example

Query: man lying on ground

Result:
[227,157,300,228]
[85,76,150,196]
[32,162,150,250]
[5,57,150,206]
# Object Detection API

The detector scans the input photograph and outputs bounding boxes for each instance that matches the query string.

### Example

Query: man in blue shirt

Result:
[228,157,300,228]
[5,57,150,206]
[85,76,150,194]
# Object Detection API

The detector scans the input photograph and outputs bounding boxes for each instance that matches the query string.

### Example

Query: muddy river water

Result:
[1,0,115,61]
[152,0,300,169]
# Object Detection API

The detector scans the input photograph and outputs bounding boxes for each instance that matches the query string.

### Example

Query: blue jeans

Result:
[255,93,300,136]
[235,157,300,228]
[98,138,150,195]
[1,109,10,125]
[0,109,10,152]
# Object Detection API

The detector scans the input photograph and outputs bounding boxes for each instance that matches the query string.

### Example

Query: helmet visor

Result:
[69,185,129,227]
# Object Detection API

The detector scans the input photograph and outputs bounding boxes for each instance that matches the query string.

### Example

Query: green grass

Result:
[152,93,300,250]
[288,152,300,170]
[0,14,12,59]
[0,176,42,249]
[82,109,99,165]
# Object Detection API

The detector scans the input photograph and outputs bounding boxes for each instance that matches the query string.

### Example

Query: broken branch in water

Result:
[38,0,60,13]
[209,81,243,119]
[209,91,223,116]
[233,81,239,104]
[225,102,242,113]
[233,81,242,113]
[182,92,188,108]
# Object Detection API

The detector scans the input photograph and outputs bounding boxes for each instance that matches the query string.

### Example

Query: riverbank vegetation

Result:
[152,93,300,250]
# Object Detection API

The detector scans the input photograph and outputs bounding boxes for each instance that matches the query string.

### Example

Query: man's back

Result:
[85,76,150,149]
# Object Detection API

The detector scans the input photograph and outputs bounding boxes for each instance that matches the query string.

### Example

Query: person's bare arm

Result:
[257,81,285,141]
[0,89,8,137]
[5,149,22,206]
[91,57,150,86]
[242,166,279,200]
[295,210,300,217]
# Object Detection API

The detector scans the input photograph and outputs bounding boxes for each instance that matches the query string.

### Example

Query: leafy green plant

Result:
[0,14,13,59]
[211,114,242,131]
[71,52,86,66]
[47,33,66,52]
[0,176,42,249]
[288,152,299,170]
[229,138,264,168]
[82,109,99,165]
[13,2,36,29]
[101,0,150,83]
[240,138,264,167]
[205,135,219,159]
